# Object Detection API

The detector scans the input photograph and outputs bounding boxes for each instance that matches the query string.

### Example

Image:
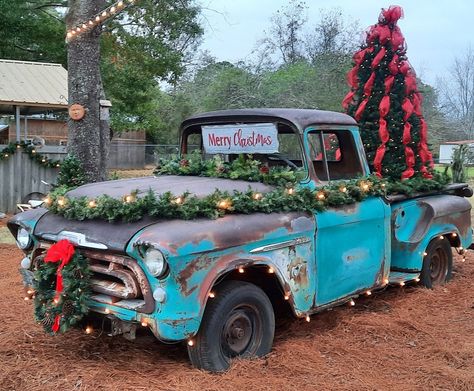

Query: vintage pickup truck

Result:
[8,108,473,372]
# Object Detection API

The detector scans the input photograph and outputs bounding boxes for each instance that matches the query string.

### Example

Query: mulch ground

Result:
[0,244,473,391]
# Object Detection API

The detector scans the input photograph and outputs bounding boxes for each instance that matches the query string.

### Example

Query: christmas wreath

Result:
[34,239,91,334]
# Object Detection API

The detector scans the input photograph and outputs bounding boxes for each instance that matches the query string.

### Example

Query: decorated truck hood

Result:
[27,175,278,252]
[65,175,274,199]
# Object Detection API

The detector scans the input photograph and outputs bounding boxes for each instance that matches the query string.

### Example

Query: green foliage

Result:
[34,253,91,334]
[56,154,87,188]
[155,151,304,186]
[451,145,468,183]
[0,0,67,65]
[45,154,450,223]
[0,142,61,168]
[0,0,203,138]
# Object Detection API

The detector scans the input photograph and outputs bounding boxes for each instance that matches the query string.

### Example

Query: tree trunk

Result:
[66,0,109,182]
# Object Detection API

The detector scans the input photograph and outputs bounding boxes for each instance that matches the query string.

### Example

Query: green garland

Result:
[155,151,304,187]
[34,252,91,334]
[46,175,449,223]
[0,141,62,168]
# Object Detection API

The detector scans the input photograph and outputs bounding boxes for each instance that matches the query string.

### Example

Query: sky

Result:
[199,0,473,85]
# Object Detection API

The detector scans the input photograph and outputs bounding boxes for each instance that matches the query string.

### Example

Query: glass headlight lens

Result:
[144,248,167,277]
[16,228,32,250]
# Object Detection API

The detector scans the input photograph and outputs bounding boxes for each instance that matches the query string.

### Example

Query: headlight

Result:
[16,228,32,250]
[143,248,167,277]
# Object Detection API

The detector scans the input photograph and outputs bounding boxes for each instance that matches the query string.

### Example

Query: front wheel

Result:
[420,237,453,288]
[187,280,275,372]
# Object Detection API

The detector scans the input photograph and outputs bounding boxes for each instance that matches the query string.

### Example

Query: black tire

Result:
[420,237,453,288]
[187,280,275,372]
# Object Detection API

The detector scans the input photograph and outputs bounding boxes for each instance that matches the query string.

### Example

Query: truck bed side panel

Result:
[391,195,472,272]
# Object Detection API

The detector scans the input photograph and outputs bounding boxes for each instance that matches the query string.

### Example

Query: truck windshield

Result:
[183,124,305,169]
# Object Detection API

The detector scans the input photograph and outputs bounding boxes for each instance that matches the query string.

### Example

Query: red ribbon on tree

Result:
[399,61,411,75]
[342,90,355,110]
[379,95,391,118]
[402,98,414,121]
[384,75,395,94]
[355,98,369,121]
[401,122,415,179]
[371,47,387,68]
[388,54,399,75]
[391,26,405,49]
[412,93,422,116]
[382,5,404,24]
[363,72,376,96]
[44,239,75,332]
[373,118,390,177]
[405,73,417,95]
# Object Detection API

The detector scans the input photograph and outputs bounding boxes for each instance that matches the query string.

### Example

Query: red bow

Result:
[44,239,75,332]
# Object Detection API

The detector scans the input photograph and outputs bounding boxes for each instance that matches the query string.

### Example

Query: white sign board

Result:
[202,123,279,154]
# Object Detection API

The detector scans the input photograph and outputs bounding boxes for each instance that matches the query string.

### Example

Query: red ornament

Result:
[259,165,269,174]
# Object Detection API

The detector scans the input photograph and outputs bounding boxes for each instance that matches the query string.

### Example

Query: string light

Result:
[66,0,135,42]
[85,326,93,334]
[238,266,245,273]
[141,321,148,327]
[57,197,66,207]
[339,186,347,193]
[24,297,29,301]
[422,252,427,256]
[316,191,326,200]
[305,315,311,322]
[349,299,356,306]
[383,278,389,285]
[365,290,372,296]
[209,292,215,298]
[253,192,263,200]
[439,235,444,240]
[187,339,194,346]
[268,267,274,274]
[105,308,110,314]
[217,199,232,210]
[124,194,135,203]
[399,281,405,287]
[284,294,290,300]
[172,196,184,205]
[88,200,97,208]
[415,277,420,282]
[287,187,295,195]
[451,233,458,238]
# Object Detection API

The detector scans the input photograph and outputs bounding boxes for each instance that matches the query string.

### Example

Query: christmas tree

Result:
[342,6,434,180]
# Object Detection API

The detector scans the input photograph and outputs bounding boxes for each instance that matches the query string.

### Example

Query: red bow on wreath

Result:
[44,239,75,332]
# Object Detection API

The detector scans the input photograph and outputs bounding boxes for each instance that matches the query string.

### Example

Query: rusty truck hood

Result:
[32,175,277,252]
[65,175,274,199]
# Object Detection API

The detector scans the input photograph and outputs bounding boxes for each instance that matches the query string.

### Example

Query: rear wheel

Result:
[420,237,452,288]
[187,280,275,372]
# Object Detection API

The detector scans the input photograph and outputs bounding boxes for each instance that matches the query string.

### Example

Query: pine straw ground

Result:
[0,244,473,391]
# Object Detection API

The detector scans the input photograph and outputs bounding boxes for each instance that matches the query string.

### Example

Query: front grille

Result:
[82,250,155,314]
[34,244,154,314]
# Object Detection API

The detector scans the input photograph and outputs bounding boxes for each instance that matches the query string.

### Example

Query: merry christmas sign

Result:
[202,123,279,154]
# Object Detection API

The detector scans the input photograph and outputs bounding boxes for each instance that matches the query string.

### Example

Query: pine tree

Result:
[342,6,434,180]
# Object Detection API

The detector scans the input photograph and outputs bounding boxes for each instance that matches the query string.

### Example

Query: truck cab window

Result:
[307,130,363,181]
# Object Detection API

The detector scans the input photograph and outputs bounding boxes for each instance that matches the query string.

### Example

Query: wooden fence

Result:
[0,143,176,213]
[0,150,62,213]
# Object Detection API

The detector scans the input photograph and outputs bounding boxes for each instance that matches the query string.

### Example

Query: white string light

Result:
[66,0,137,42]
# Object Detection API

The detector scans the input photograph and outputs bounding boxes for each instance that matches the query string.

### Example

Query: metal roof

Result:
[182,108,357,133]
[0,59,67,114]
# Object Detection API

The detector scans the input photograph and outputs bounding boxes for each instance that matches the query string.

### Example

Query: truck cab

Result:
[9,108,472,372]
